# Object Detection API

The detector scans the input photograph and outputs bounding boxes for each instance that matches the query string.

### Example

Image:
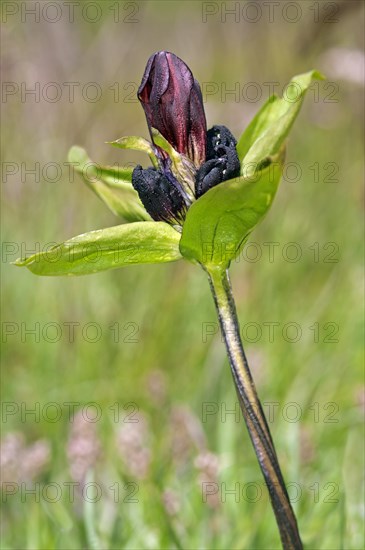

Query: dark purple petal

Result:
[195,158,227,197]
[195,125,240,197]
[138,51,207,168]
[188,81,208,166]
[132,165,187,224]
[206,125,238,159]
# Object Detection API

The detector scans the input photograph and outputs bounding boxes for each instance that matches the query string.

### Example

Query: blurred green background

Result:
[1,1,364,548]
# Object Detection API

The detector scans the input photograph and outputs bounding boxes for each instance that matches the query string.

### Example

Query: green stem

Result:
[206,265,303,549]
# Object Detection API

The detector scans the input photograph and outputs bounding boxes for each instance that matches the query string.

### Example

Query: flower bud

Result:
[138,51,207,168]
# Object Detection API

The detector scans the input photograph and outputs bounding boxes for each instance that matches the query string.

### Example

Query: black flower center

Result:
[132,125,240,225]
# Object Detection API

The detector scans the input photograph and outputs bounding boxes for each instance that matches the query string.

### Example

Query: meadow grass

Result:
[1,2,364,548]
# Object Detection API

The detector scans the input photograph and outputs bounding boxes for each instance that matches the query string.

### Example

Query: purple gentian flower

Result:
[132,51,240,225]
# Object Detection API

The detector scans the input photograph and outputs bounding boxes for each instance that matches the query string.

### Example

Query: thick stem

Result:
[206,265,303,550]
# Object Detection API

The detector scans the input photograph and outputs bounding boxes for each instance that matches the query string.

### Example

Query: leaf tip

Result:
[312,70,326,81]
[13,258,27,267]
[67,145,88,165]
[107,139,123,148]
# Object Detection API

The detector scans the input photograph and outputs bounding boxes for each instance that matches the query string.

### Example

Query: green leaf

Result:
[237,70,324,176]
[107,136,159,169]
[68,146,150,222]
[15,222,182,276]
[179,150,284,269]
[236,95,281,161]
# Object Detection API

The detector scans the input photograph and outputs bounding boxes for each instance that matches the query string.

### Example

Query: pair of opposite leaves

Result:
[16,70,322,276]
